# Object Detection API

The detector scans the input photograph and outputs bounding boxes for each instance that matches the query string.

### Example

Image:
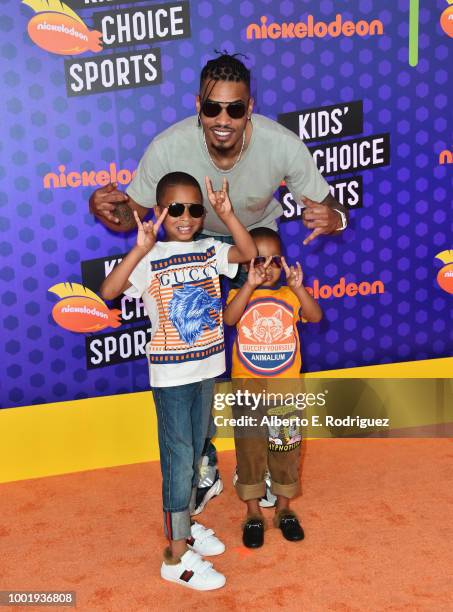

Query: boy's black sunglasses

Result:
[254,255,282,268]
[167,202,205,218]
[201,100,248,119]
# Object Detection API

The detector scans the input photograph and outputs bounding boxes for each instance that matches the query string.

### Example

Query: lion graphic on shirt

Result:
[168,284,222,346]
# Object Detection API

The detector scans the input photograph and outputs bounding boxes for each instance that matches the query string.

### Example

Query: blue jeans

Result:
[152,379,215,540]
[194,233,248,469]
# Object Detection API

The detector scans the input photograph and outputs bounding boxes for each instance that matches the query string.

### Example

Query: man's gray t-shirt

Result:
[127,114,330,236]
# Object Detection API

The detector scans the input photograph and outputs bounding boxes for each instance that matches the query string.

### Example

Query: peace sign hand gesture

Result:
[247,256,272,289]
[134,209,167,253]
[205,176,233,220]
[281,256,304,290]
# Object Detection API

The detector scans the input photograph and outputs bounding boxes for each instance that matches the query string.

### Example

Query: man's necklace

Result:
[203,130,246,174]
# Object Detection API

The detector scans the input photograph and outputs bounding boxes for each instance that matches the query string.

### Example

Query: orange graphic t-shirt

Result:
[227,286,303,378]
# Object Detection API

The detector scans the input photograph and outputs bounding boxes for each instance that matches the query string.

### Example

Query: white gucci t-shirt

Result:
[125,238,238,387]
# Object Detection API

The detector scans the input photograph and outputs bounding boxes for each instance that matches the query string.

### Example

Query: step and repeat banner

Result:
[0,0,451,409]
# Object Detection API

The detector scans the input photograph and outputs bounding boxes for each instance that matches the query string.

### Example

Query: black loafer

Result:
[242,517,265,548]
[277,513,304,541]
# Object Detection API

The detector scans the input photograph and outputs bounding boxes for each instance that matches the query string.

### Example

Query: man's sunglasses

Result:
[166,202,205,218]
[253,255,282,268]
[201,100,248,119]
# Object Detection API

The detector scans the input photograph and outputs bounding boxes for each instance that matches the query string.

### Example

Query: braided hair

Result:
[200,52,251,91]
[198,53,251,126]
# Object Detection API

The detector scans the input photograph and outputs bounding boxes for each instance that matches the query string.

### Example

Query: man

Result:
[90,54,347,239]
[89,53,348,513]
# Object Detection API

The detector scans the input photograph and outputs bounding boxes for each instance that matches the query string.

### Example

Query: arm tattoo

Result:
[114,203,136,230]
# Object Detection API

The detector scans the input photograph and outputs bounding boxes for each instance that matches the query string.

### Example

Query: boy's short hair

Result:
[200,53,251,91]
[156,172,203,205]
[249,227,282,247]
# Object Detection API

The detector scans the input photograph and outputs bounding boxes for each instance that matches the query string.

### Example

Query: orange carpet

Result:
[1,440,453,611]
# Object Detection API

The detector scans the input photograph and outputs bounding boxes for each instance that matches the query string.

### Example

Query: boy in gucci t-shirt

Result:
[100,171,256,590]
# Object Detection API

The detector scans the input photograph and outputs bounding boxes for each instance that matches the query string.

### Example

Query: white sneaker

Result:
[259,470,277,508]
[187,522,225,556]
[192,460,224,516]
[161,549,226,591]
[232,468,277,508]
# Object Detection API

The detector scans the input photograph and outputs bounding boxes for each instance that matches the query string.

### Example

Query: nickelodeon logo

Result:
[440,2,453,37]
[246,14,383,40]
[439,149,453,165]
[49,282,122,333]
[435,251,453,295]
[305,277,385,300]
[43,163,136,189]
[23,0,102,56]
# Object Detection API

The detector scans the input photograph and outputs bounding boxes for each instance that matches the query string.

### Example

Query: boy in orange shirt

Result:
[223,227,322,548]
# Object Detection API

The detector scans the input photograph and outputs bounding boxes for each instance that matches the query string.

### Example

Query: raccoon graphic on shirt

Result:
[227,286,304,378]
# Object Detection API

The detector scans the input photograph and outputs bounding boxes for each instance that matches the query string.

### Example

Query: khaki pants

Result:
[234,432,301,501]
[232,378,302,501]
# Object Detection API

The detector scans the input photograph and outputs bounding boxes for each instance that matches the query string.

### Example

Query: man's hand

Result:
[302,196,344,245]
[134,209,167,253]
[247,256,271,288]
[281,257,303,290]
[205,176,233,220]
[89,182,130,225]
